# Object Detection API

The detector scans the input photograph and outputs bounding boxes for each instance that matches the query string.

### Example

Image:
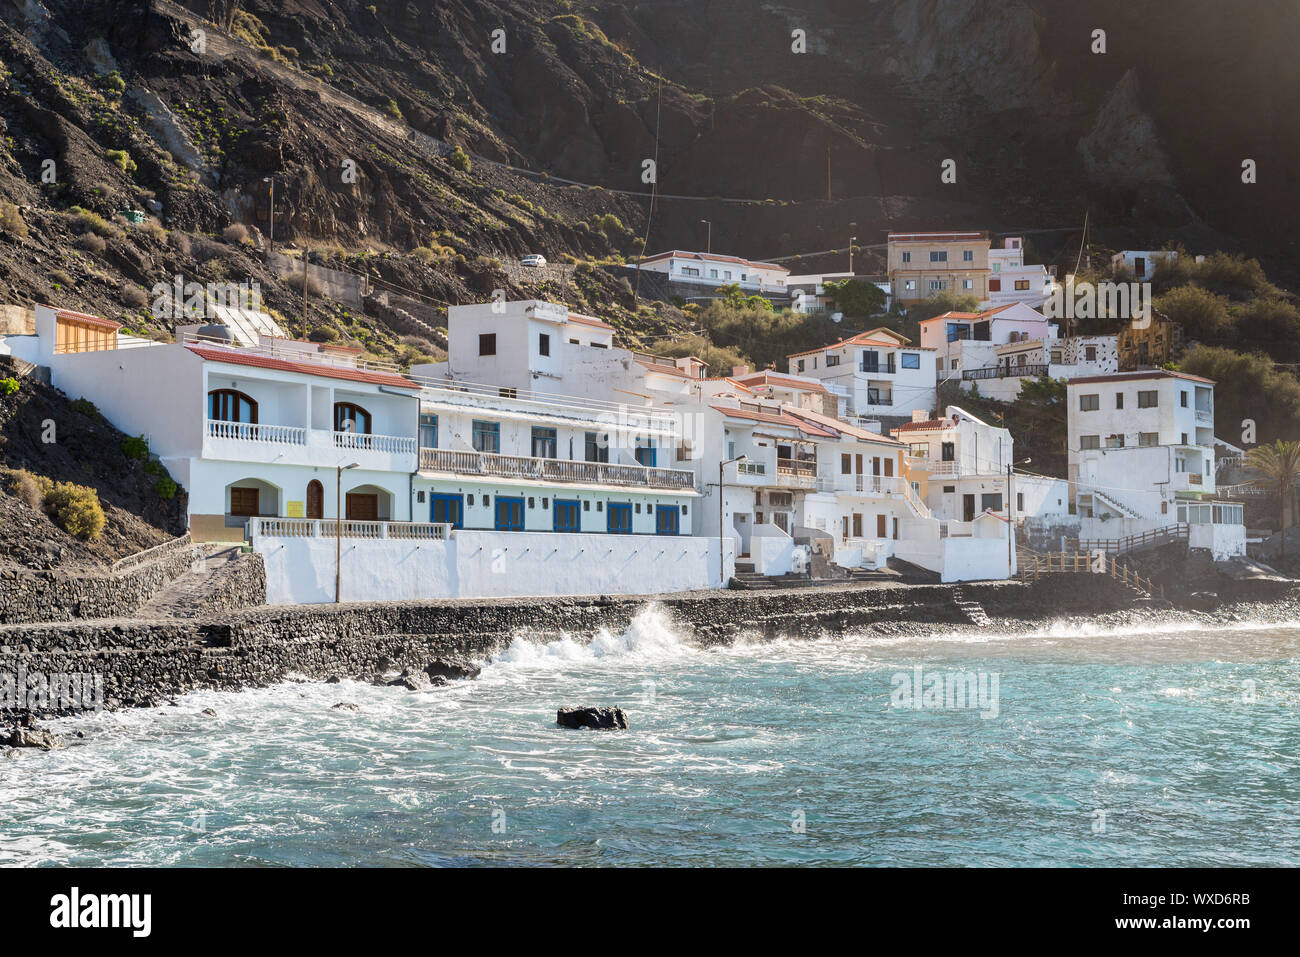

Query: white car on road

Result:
[520,254,547,268]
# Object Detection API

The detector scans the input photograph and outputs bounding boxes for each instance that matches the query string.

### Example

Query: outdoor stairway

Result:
[1087,488,1143,520]
[1076,523,1189,556]
[1020,552,1164,598]
[137,545,244,618]
[952,588,993,626]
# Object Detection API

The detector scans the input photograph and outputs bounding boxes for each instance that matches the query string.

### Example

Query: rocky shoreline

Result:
[3,576,1298,743]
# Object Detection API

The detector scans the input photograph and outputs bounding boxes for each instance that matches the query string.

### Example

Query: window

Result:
[1085,345,1097,361]
[1050,350,1063,363]
[554,499,581,533]
[962,279,973,290]
[499,387,517,399]
[981,493,1002,512]
[943,485,955,493]
[709,269,718,278]
[797,359,805,372]
[905,280,916,291]
[418,413,438,448]
[841,453,852,474]
[676,440,693,462]
[585,431,609,463]
[334,402,371,434]
[472,420,500,453]
[655,505,680,536]
[229,486,260,516]
[531,426,557,459]
[1138,390,1159,408]
[607,502,632,534]
[681,266,699,276]
[1181,433,1189,445]
[1079,393,1100,411]
[1017,492,1024,511]
[1079,435,1100,450]
[1014,280,1030,291]
[963,249,974,262]
[941,442,955,461]
[901,251,911,263]
[1105,434,1125,449]
[635,443,657,468]
[479,333,496,356]
[494,497,524,531]
[538,333,550,357]
[1180,391,1189,407]
[208,389,257,423]
[930,250,948,263]
[826,353,840,367]
[1115,393,1124,410]
[929,279,947,292]
[429,493,463,528]
[1139,432,1159,447]
[306,480,324,519]
[988,278,1001,292]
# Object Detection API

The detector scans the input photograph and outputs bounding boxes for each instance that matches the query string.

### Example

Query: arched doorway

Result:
[345,483,392,521]
[306,480,324,519]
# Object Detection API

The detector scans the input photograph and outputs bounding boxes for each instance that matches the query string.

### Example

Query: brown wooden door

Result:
[852,513,863,538]
[230,486,259,517]
[306,480,324,519]
[346,493,378,521]
[876,514,887,537]
[884,457,894,477]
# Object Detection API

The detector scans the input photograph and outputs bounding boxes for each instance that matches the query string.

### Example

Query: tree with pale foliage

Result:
[1246,439,1300,555]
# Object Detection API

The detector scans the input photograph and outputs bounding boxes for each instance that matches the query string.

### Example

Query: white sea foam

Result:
[489,605,697,670]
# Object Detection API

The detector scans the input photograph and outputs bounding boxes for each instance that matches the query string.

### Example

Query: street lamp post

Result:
[718,454,748,587]
[335,461,359,603]
[1006,456,1032,573]
[848,222,857,273]
[700,219,712,254]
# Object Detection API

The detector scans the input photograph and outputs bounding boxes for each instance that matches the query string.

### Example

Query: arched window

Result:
[208,389,257,423]
[334,402,371,434]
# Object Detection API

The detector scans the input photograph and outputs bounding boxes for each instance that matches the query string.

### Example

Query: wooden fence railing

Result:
[1020,552,1164,598]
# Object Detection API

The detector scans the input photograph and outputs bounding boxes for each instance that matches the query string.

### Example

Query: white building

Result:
[786,273,892,314]
[983,236,1055,309]
[1110,250,1177,281]
[922,302,1117,402]
[786,327,937,422]
[1066,370,1245,559]
[635,250,789,294]
[892,406,1018,523]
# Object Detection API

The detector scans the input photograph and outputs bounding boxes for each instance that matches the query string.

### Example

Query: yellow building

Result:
[887,231,991,305]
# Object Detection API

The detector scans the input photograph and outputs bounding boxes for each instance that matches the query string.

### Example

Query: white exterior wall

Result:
[789,342,937,418]
[639,254,788,292]
[256,528,732,604]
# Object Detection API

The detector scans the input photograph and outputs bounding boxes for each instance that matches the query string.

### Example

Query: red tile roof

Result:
[187,345,421,389]
[893,418,951,432]
[1068,370,1214,386]
[50,307,121,331]
[568,312,615,331]
[787,331,934,359]
[710,404,838,437]
[785,408,902,445]
[920,303,1036,325]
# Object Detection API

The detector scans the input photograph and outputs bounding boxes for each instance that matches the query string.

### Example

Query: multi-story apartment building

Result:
[635,250,789,294]
[1066,370,1245,558]
[786,327,937,422]
[887,231,990,305]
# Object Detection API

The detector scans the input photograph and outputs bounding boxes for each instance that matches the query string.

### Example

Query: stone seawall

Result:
[0,577,1149,717]
[0,539,203,625]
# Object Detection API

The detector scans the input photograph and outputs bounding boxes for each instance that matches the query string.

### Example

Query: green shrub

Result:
[100,71,126,97]
[2,468,44,510]
[1153,285,1233,340]
[1,376,18,397]
[449,146,471,174]
[43,481,106,540]
[121,434,150,460]
[143,459,163,476]
[154,476,177,500]
[106,149,137,174]
[70,397,99,417]
[68,206,118,237]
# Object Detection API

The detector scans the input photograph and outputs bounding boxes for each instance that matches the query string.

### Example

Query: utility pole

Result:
[302,251,310,327]
[335,462,359,602]
[700,219,711,254]
[263,176,274,256]
[718,455,748,586]
[849,223,858,274]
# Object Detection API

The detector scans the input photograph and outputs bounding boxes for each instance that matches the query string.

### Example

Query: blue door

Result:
[607,502,632,534]
[429,493,462,528]
[495,496,524,531]
[655,505,680,536]
[554,499,581,533]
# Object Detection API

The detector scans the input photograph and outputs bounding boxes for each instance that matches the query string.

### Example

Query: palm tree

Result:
[1246,439,1300,556]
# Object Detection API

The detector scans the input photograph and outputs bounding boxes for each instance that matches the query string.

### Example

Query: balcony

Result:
[419,447,695,490]
[775,461,818,489]
[833,474,903,495]
[963,363,1049,381]
[204,419,417,469]
[1195,408,1213,425]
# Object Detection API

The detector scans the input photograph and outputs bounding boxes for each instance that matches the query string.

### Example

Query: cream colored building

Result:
[887,231,991,305]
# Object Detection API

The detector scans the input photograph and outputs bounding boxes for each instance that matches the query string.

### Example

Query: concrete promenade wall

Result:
[257,529,733,604]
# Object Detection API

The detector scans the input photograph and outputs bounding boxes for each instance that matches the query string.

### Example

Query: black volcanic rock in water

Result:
[425,659,481,682]
[557,706,629,730]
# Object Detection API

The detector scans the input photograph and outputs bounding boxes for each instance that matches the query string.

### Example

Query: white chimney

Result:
[912,409,929,423]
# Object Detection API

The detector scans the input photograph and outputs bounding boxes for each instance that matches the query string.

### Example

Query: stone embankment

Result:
[3,573,1261,720]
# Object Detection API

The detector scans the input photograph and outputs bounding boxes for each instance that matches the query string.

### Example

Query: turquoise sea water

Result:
[2,609,1298,867]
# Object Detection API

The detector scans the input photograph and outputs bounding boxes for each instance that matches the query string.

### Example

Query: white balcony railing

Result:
[419,447,696,490]
[836,474,902,495]
[206,419,308,445]
[333,430,417,454]
[247,518,452,541]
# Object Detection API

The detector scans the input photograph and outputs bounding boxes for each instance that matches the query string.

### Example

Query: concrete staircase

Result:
[952,587,993,626]
[137,545,244,619]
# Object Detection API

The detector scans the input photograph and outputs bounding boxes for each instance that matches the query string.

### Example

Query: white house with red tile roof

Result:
[785,327,937,421]
[635,250,789,293]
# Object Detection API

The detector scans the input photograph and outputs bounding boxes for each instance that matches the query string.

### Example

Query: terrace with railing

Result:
[963,363,1050,381]
[418,447,696,490]
[247,517,452,540]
